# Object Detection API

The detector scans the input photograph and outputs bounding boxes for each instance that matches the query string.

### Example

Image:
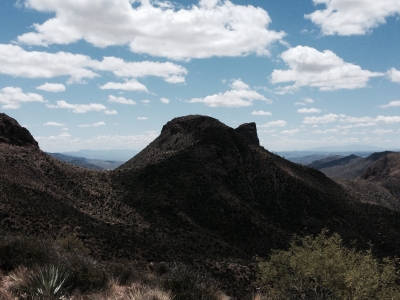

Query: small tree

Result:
[256,230,399,299]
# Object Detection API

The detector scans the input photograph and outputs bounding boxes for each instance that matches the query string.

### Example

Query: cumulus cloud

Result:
[375,115,400,124]
[0,44,187,84]
[18,0,285,60]
[303,113,400,125]
[380,100,400,108]
[78,121,105,128]
[298,108,321,113]
[44,121,66,126]
[303,113,340,124]
[251,110,272,116]
[371,129,393,134]
[37,82,66,92]
[108,95,136,105]
[188,79,270,107]
[100,80,148,92]
[160,98,170,104]
[281,129,299,135]
[0,86,46,109]
[0,44,98,84]
[271,46,383,93]
[387,68,400,83]
[97,57,187,83]
[259,120,287,128]
[137,117,148,120]
[305,0,400,36]
[105,109,118,115]
[47,100,108,113]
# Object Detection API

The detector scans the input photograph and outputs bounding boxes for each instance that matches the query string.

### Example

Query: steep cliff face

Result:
[0,113,38,147]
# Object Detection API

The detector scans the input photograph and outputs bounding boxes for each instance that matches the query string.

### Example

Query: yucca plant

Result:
[10,265,72,299]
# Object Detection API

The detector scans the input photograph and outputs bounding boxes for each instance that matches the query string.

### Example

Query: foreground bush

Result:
[9,265,71,299]
[257,230,399,299]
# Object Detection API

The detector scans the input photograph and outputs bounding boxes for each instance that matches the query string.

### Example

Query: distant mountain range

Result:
[62,149,137,162]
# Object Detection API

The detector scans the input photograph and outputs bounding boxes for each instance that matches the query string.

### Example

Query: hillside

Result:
[2,113,400,297]
[310,151,393,179]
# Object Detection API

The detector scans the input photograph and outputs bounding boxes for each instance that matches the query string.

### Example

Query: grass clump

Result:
[256,230,400,299]
[9,265,71,299]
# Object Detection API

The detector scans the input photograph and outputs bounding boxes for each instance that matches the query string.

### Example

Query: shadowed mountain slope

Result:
[114,115,400,259]
[2,113,400,296]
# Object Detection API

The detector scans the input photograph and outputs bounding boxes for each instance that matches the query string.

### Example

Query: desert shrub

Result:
[56,234,90,255]
[105,261,143,286]
[0,235,54,271]
[9,265,72,299]
[256,230,399,299]
[161,263,229,300]
[59,254,107,293]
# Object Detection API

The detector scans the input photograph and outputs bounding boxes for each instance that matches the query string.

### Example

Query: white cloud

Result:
[0,44,187,84]
[304,97,314,103]
[304,113,400,125]
[137,117,148,120]
[251,110,272,116]
[78,121,105,128]
[100,80,148,92]
[295,102,306,106]
[47,100,108,113]
[298,108,321,113]
[230,79,250,90]
[36,82,66,92]
[97,57,187,83]
[353,122,377,127]
[44,121,66,126]
[387,68,400,83]
[371,129,393,134]
[188,79,270,107]
[0,44,98,84]
[259,120,287,128]
[375,115,400,124]
[160,98,170,104]
[36,131,158,152]
[18,0,285,60]
[271,46,383,92]
[305,0,400,36]
[108,95,136,105]
[141,99,151,104]
[303,113,340,124]
[314,128,339,134]
[105,110,118,115]
[380,100,400,108]
[0,86,46,109]
[281,129,299,135]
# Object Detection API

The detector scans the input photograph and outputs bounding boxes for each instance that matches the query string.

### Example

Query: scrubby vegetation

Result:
[0,234,231,299]
[256,230,400,299]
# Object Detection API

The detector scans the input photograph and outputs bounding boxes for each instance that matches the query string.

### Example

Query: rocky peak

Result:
[0,113,38,147]
[235,122,259,146]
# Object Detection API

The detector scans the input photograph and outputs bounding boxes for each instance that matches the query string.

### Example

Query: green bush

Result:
[256,230,399,299]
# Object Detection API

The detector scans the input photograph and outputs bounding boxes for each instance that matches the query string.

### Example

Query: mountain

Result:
[311,151,393,179]
[2,113,400,297]
[306,144,386,152]
[62,149,136,162]
[47,152,124,170]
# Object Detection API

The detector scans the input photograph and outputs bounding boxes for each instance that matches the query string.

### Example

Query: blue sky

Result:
[1,0,400,152]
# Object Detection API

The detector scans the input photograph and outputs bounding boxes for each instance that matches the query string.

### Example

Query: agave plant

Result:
[11,265,71,299]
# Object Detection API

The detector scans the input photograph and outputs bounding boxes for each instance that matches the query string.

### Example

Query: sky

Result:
[0,0,400,152]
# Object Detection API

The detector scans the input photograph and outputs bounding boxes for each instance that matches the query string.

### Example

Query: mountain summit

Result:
[0,113,38,147]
